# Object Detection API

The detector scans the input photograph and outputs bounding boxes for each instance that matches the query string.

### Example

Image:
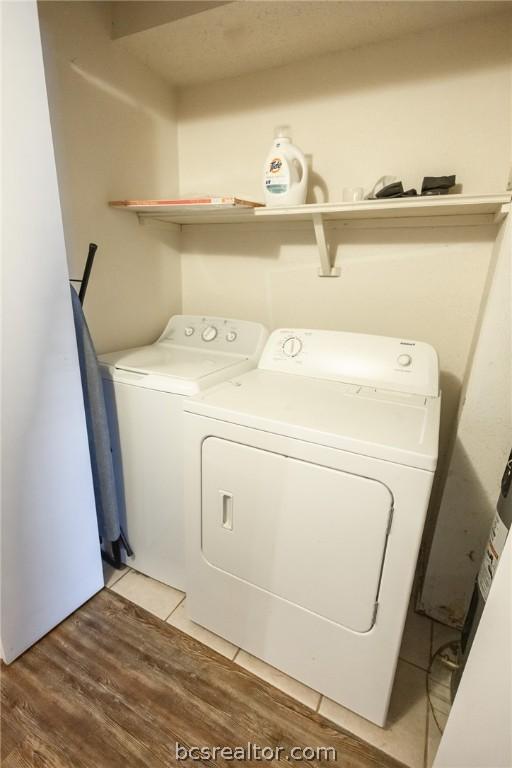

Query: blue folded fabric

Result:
[70,287,121,544]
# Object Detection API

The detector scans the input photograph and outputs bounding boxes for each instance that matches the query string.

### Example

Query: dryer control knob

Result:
[226,331,237,342]
[184,327,194,337]
[397,353,412,367]
[282,336,303,357]
[202,325,218,342]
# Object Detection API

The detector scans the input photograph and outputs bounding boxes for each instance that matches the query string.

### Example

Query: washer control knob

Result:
[226,331,237,342]
[201,325,218,342]
[184,327,194,337]
[397,353,412,367]
[282,336,303,358]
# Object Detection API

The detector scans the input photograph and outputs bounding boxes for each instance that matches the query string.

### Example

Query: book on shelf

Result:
[109,196,263,210]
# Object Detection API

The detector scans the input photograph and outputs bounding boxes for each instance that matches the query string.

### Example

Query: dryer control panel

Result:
[159,315,268,359]
[259,328,439,397]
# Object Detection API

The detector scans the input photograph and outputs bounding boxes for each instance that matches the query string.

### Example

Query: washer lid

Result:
[185,369,440,470]
[99,344,247,394]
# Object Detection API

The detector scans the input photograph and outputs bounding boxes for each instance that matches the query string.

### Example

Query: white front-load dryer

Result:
[184,328,440,726]
[99,315,267,590]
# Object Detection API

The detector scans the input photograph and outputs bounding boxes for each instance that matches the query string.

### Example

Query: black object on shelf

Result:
[421,175,456,196]
[373,175,456,200]
[375,181,418,199]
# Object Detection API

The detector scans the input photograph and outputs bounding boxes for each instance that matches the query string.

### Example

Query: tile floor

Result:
[104,564,460,768]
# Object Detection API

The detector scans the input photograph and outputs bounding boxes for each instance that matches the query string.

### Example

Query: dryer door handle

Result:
[220,491,234,531]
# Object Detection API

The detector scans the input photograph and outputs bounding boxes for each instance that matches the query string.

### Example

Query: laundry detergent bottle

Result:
[263,126,308,207]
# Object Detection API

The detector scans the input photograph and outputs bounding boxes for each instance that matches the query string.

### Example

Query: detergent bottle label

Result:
[265,154,289,195]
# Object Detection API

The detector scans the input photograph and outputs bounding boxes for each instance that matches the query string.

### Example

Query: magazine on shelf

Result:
[109,196,263,211]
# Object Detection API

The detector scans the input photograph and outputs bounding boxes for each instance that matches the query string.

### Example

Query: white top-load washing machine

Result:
[99,315,267,591]
[184,328,440,726]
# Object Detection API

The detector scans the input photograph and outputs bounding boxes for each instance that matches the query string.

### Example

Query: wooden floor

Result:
[1,590,405,767]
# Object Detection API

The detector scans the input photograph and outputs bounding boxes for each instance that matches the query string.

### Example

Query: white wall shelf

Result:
[109,193,511,277]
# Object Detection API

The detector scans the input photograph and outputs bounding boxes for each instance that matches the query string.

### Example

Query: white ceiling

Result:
[115,1,512,88]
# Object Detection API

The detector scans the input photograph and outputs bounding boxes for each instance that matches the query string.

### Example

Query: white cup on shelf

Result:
[342,187,364,203]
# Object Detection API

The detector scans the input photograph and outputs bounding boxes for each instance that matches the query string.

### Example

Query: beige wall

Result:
[177,14,511,200]
[37,5,512,614]
[177,14,511,468]
[38,1,182,354]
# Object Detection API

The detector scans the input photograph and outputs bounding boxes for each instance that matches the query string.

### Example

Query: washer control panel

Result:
[160,315,268,357]
[259,328,439,397]
[282,336,303,358]
[201,325,218,342]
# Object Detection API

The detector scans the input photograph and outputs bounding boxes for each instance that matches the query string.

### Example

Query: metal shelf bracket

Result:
[312,213,340,277]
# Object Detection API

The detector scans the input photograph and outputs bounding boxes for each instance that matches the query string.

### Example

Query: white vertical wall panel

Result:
[1,1,103,663]
[434,536,512,768]
[420,217,511,626]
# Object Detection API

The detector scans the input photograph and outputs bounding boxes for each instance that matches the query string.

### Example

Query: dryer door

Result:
[201,438,393,632]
